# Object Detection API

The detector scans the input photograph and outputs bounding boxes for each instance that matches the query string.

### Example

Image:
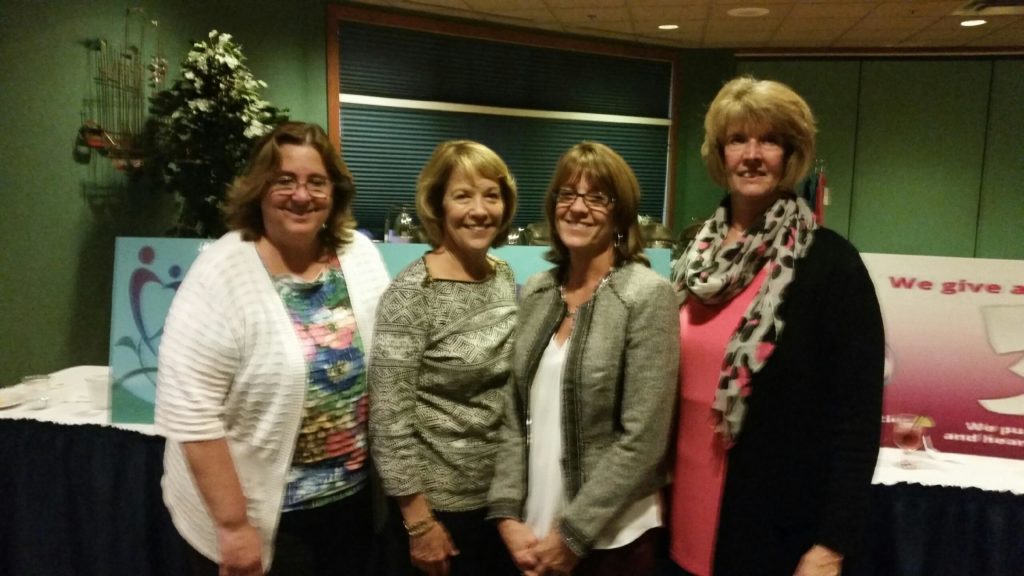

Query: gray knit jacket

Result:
[487,262,679,557]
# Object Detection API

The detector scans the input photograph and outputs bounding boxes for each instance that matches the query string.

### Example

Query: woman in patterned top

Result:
[666,77,884,576]
[156,122,390,576]
[369,140,519,576]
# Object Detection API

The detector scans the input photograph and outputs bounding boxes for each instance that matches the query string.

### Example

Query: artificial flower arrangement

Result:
[147,30,288,237]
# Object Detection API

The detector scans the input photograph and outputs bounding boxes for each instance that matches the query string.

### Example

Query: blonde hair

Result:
[702,76,817,193]
[543,141,649,269]
[415,140,517,248]
[224,122,355,249]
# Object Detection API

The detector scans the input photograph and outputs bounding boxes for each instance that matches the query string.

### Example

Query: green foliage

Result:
[147,30,287,237]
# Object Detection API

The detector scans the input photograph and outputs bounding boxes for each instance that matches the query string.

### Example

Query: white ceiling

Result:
[348,0,1024,51]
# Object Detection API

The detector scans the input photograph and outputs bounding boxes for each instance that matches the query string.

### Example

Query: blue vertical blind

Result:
[337,21,672,238]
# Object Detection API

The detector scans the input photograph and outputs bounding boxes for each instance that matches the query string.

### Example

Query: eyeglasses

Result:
[555,187,614,209]
[269,175,332,199]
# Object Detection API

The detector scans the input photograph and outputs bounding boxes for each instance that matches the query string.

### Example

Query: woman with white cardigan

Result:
[156,122,390,576]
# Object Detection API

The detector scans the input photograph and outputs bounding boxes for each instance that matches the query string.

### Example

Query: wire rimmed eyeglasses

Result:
[269,175,332,199]
[554,187,614,209]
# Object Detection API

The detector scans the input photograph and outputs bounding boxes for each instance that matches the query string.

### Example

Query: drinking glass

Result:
[892,413,924,468]
[20,375,52,410]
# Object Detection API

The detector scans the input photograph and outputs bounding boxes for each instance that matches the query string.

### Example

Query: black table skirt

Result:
[0,419,186,576]
[849,482,1024,576]
[2,419,1022,576]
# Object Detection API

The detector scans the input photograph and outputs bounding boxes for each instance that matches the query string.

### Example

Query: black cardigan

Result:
[712,229,885,575]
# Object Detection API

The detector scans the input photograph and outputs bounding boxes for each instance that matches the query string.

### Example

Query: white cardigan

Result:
[155,231,390,567]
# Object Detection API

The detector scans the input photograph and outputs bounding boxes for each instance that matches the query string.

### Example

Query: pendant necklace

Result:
[560,270,613,321]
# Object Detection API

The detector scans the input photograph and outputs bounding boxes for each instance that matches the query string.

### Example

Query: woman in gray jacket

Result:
[488,142,679,576]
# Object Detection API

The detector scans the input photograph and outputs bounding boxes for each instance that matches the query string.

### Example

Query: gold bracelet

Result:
[403,515,436,538]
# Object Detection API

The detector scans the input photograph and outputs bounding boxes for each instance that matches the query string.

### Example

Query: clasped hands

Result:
[498,519,579,576]
[408,519,460,576]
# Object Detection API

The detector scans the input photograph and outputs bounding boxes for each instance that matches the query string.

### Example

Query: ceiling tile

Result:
[551,6,631,22]
[851,16,933,30]
[772,28,847,42]
[633,19,705,35]
[712,0,797,4]
[787,2,875,20]
[906,27,994,44]
[631,4,710,21]
[627,0,710,6]
[545,0,626,8]
[967,27,1024,46]
[767,35,837,48]
[775,16,859,32]
[464,0,548,10]
[868,1,963,19]
[475,8,559,25]
[399,0,471,9]
[834,28,914,45]
[567,25,636,40]
[709,3,787,18]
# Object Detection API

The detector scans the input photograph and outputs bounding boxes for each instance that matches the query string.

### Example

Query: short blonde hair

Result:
[702,76,817,193]
[416,140,517,248]
[224,122,355,249]
[543,141,649,269]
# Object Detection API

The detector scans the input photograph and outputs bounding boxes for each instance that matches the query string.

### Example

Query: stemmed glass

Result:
[892,413,924,469]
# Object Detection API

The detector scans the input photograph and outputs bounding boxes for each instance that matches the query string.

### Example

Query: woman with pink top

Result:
[666,77,885,576]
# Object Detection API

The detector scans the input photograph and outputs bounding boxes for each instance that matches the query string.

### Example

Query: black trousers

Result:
[183,486,373,576]
[433,508,519,576]
[380,506,518,576]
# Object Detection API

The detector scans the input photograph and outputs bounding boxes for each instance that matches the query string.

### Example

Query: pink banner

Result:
[865,253,1024,460]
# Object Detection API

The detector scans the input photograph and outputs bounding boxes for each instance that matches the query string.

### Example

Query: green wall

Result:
[739,57,1022,259]
[0,1,1020,384]
[0,0,331,383]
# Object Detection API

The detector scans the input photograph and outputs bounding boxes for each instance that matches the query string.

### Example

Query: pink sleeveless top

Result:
[669,268,767,576]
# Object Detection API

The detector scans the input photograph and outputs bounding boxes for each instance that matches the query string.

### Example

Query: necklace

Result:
[561,286,579,319]
[559,270,613,320]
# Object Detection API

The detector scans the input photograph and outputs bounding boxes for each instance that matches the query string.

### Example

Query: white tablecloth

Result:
[872,446,1024,494]
[0,365,156,435]
[3,367,1024,493]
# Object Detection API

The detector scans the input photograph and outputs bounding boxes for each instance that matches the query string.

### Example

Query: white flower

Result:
[187,99,212,112]
[243,123,263,138]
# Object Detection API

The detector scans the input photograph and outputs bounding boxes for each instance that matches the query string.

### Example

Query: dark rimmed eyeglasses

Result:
[554,187,614,209]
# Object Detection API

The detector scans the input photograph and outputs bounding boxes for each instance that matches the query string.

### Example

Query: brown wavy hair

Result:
[223,122,356,249]
[543,141,649,269]
[416,140,518,248]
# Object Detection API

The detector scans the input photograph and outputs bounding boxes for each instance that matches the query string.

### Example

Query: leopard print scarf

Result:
[672,195,817,444]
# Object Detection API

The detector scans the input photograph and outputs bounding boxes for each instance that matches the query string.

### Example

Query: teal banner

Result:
[108,237,671,424]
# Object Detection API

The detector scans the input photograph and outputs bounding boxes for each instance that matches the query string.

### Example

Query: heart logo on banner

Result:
[113,246,183,403]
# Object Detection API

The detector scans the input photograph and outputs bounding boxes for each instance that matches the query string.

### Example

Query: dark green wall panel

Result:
[977,59,1024,260]
[672,50,737,232]
[850,60,990,257]
[738,59,861,239]
[0,0,330,384]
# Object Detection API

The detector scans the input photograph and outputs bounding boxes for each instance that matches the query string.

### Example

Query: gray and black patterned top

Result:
[369,256,517,511]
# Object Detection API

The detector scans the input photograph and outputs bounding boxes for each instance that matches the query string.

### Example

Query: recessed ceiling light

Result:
[658,24,679,30]
[727,7,771,18]
[960,19,987,27]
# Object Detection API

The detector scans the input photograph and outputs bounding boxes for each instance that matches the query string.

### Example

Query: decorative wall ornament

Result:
[75,6,165,173]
